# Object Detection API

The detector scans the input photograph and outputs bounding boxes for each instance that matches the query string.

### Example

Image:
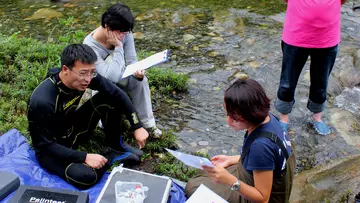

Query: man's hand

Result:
[107,30,123,48]
[134,127,149,149]
[133,69,145,79]
[85,153,108,169]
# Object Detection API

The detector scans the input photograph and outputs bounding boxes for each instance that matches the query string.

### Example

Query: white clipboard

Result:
[121,49,169,79]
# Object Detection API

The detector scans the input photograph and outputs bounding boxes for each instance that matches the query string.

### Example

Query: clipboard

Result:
[121,49,170,79]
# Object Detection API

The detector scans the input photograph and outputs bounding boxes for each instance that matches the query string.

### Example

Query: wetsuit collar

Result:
[51,69,82,95]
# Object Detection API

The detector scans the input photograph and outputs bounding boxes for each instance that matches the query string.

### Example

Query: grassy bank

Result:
[0,23,195,181]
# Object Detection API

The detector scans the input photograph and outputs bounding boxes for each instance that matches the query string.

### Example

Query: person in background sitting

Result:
[83,3,162,138]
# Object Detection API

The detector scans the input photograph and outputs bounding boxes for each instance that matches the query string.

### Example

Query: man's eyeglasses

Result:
[71,69,98,78]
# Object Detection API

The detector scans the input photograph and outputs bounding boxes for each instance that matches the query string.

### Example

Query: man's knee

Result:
[65,163,98,189]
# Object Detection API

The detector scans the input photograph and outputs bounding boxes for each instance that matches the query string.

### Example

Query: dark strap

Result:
[241,131,290,163]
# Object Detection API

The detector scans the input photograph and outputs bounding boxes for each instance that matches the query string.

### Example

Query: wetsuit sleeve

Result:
[28,102,87,163]
[89,74,143,130]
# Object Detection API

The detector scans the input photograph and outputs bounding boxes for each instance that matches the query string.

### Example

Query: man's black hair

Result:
[101,3,134,32]
[60,44,97,69]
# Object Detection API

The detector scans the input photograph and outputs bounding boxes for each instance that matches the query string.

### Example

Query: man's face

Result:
[62,61,96,91]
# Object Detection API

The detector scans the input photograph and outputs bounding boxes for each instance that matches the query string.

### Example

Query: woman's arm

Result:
[203,166,273,203]
[230,155,241,165]
[236,170,273,203]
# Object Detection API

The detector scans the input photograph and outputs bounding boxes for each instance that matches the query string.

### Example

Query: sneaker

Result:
[311,118,331,135]
[119,141,144,157]
[146,126,162,138]
[101,147,141,166]
[279,121,289,132]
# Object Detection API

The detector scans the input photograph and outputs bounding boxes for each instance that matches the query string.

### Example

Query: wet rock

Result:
[171,11,196,27]
[290,155,360,203]
[249,61,260,68]
[335,87,360,116]
[246,38,255,45]
[302,70,310,82]
[183,34,195,42]
[213,86,221,91]
[234,73,248,80]
[171,12,182,24]
[206,32,217,37]
[179,14,196,27]
[190,142,197,147]
[208,51,218,57]
[356,49,360,70]
[192,46,199,51]
[197,148,209,154]
[212,37,224,42]
[171,55,177,60]
[133,32,145,40]
[329,108,360,146]
[333,55,360,88]
[199,141,209,146]
[25,8,63,20]
[83,11,90,17]
[136,12,154,21]
[169,41,181,49]
[63,3,77,8]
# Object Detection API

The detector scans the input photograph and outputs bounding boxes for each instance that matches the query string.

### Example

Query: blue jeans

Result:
[275,41,338,114]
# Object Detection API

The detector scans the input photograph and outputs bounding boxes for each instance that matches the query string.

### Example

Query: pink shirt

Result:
[282,0,341,48]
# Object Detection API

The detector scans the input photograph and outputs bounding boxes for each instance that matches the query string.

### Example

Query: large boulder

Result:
[291,155,360,203]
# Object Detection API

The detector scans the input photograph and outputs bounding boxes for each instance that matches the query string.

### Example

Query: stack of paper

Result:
[185,184,229,203]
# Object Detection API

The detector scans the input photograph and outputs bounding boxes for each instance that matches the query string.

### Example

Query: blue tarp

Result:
[0,129,186,203]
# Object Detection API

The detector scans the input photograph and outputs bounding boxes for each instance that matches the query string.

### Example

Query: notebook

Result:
[186,184,229,203]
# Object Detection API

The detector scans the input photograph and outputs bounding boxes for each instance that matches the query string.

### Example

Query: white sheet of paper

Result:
[185,184,229,203]
[165,148,214,170]
[121,49,169,79]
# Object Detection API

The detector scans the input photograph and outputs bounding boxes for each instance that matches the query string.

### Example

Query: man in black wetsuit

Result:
[27,44,149,189]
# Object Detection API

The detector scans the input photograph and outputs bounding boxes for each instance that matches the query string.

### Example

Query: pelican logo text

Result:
[29,197,66,203]
[64,96,80,110]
